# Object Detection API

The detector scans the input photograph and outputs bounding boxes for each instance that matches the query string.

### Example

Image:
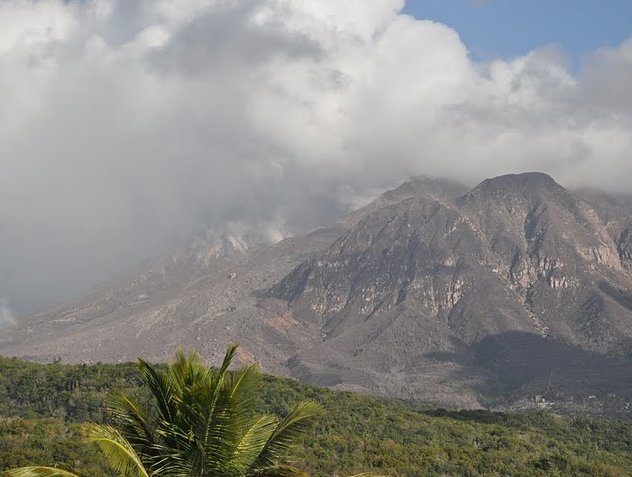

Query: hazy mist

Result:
[1,0,631,317]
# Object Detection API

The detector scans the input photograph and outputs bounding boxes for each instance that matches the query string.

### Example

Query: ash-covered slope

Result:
[272,173,632,405]
[0,224,341,367]
[41,224,273,327]
[0,176,464,367]
[3,172,632,411]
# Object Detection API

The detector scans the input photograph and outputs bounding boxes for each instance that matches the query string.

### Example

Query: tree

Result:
[109,344,323,477]
[5,344,323,477]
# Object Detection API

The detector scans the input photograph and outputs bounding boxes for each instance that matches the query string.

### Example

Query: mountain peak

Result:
[459,172,569,205]
[477,171,558,190]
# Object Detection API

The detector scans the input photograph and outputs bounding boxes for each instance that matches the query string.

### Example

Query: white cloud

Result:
[0,0,630,314]
[581,37,632,114]
[0,0,78,55]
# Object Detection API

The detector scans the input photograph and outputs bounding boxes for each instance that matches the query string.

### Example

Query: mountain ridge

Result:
[2,172,632,414]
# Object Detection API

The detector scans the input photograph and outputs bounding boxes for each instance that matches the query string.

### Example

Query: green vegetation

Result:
[0,418,110,476]
[4,422,148,477]
[2,354,632,476]
[3,347,322,477]
[109,345,322,477]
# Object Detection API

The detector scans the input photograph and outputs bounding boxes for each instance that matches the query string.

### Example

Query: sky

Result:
[404,0,632,68]
[1,0,631,320]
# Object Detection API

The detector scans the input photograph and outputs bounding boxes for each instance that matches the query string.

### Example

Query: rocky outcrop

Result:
[269,173,632,405]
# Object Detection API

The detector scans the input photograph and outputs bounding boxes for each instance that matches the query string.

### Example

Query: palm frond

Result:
[226,363,261,414]
[196,348,242,476]
[137,358,178,426]
[169,350,211,395]
[229,414,279,472]
[250,401,324,471]
[148,441,197,477]
[107,392,155,453]
[3,467,80,477]
[218,343,239,375]
[82,424,149,477]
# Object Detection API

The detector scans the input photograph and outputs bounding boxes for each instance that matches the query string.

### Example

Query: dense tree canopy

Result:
[2,354,632,476]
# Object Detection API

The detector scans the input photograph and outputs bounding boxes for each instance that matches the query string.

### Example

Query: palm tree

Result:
[5,344,323,477]
[108,344,323,477]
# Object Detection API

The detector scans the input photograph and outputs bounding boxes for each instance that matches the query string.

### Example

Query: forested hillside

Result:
[1,355,632,476]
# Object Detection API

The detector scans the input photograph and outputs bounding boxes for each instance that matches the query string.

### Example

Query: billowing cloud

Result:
[0,0,631,315]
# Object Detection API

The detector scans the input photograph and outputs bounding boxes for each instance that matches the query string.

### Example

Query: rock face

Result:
[271,173,632,404]
[2,172,632,410]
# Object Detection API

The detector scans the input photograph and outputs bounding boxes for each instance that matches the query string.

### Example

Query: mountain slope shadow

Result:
[427,331,632,403]
[599,281,632,312]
